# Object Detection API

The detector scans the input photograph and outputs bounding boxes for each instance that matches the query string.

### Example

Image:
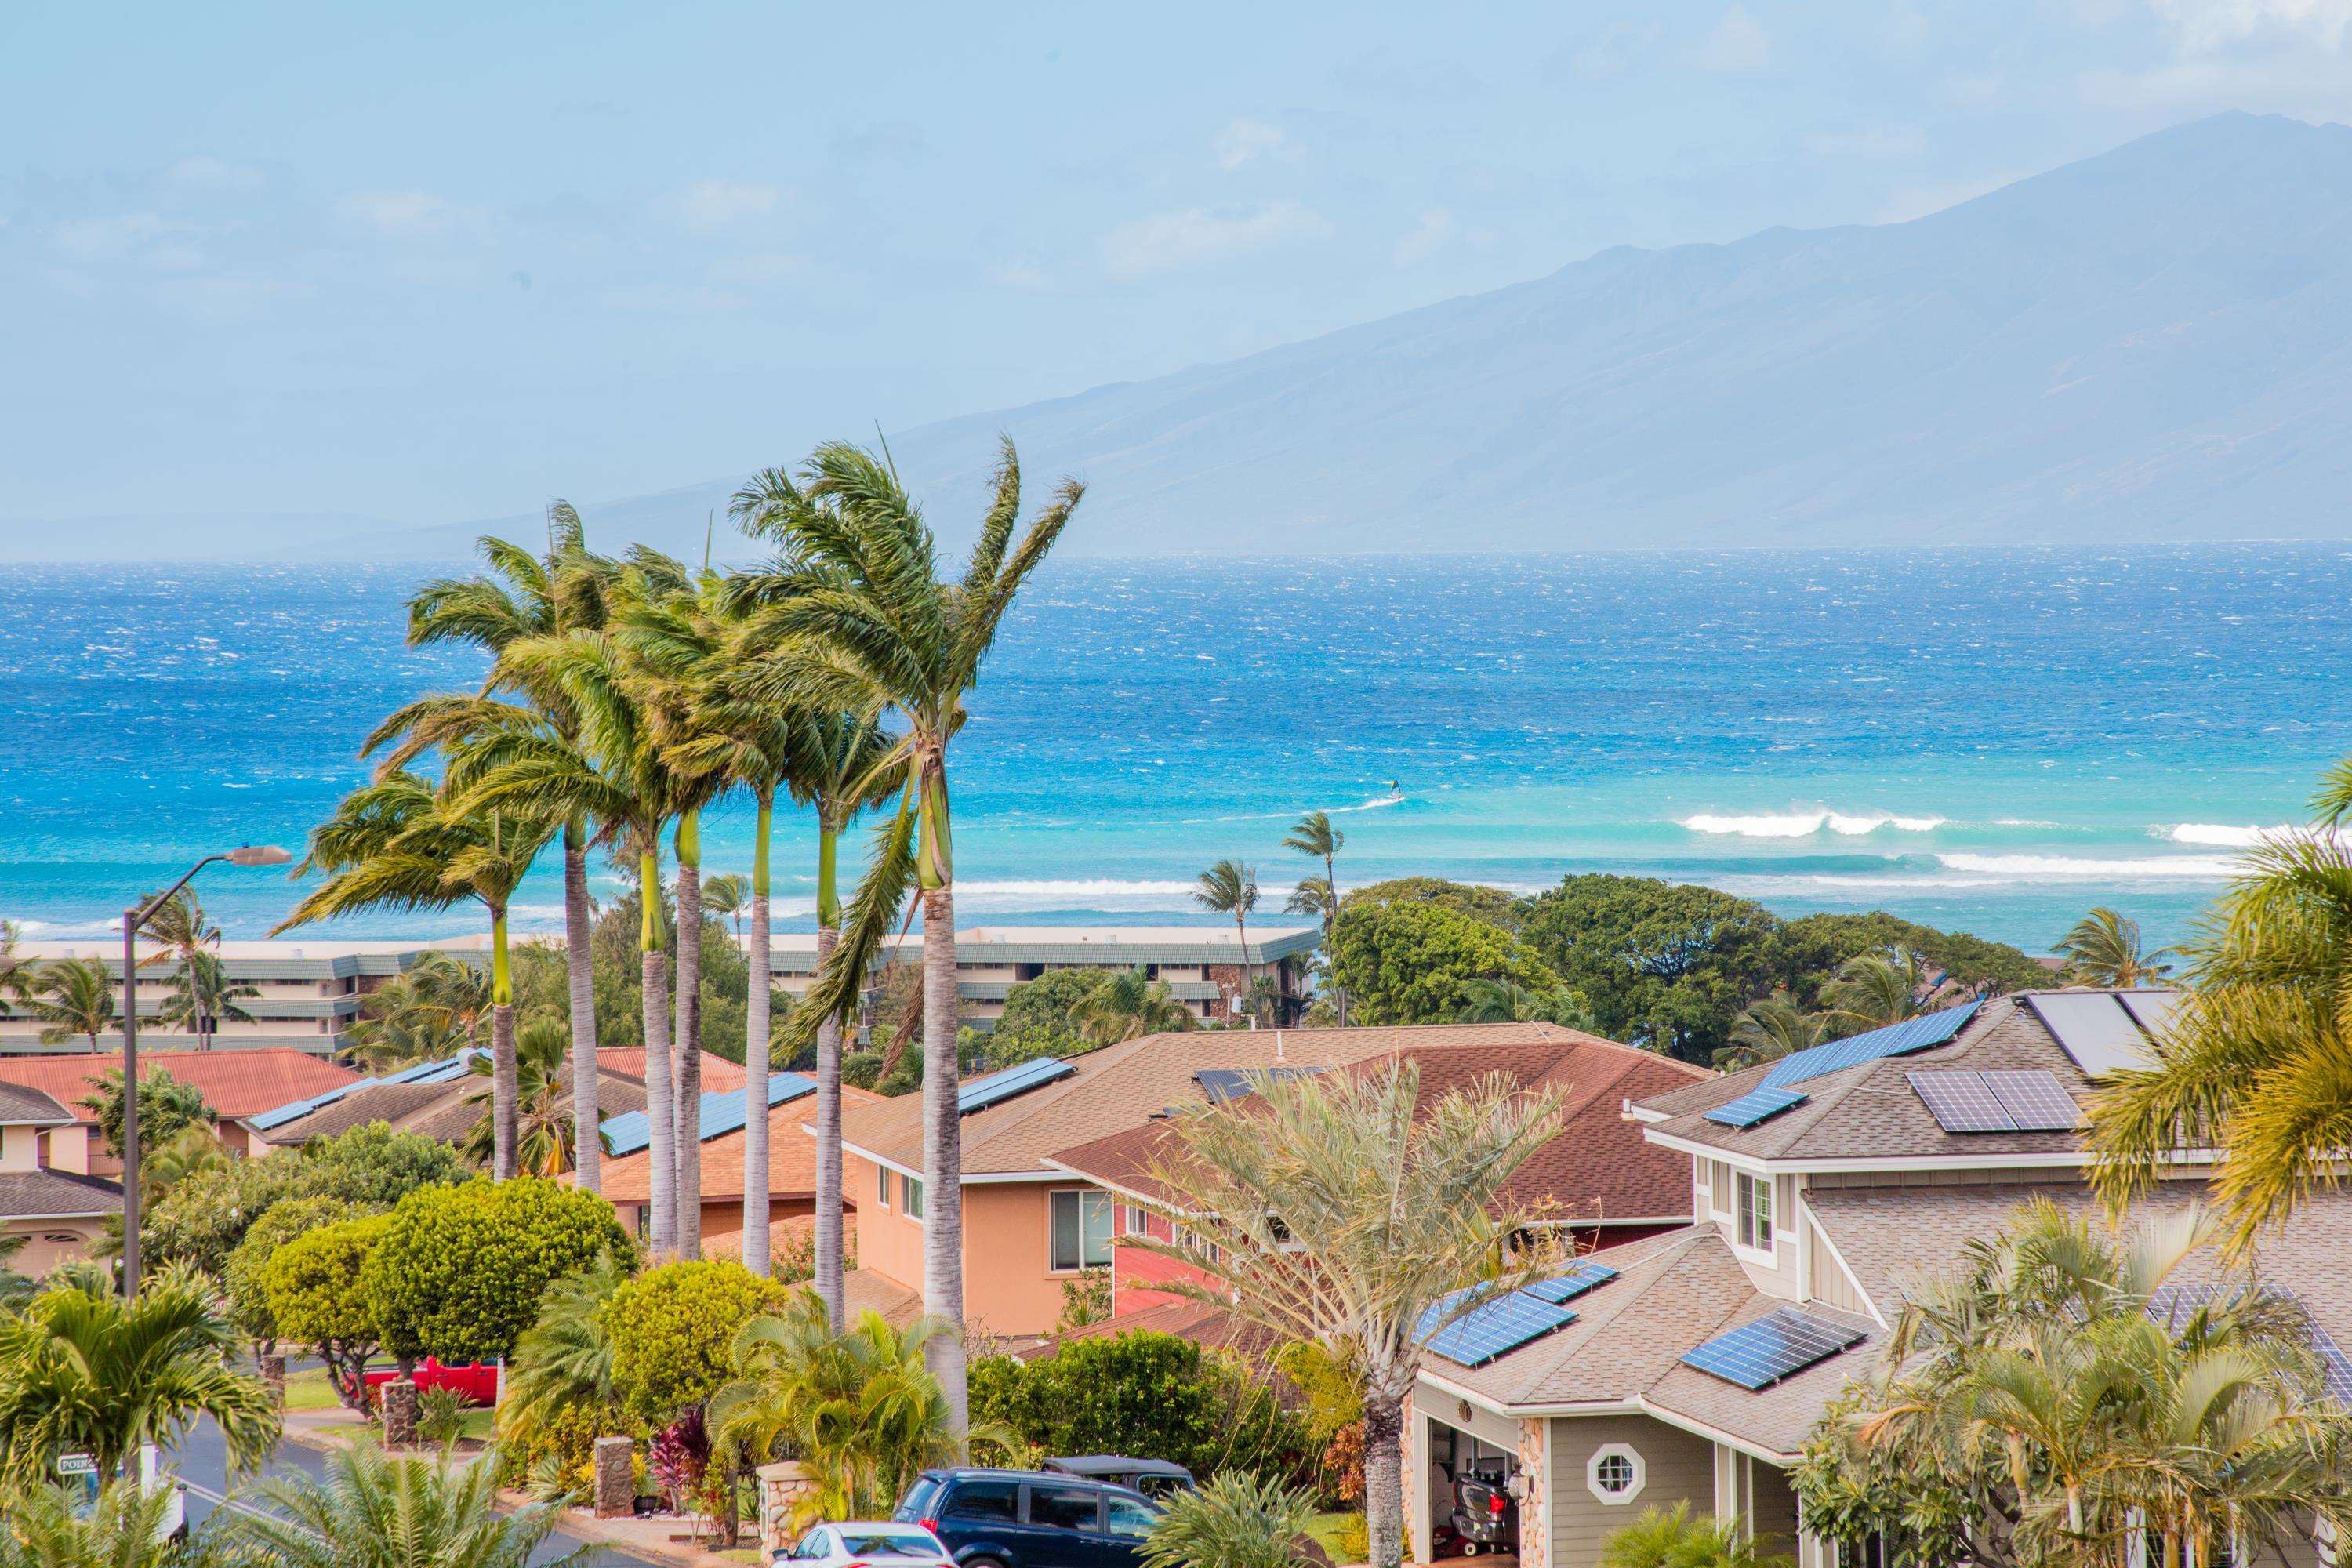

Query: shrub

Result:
[605,1258,790,1423]
[497,1396,636,1499]
[416,1385,470,1447]
[1599,1502,1793,1568]
[223,1194,366,1352]
[264,1214,392,1410]
[1140,1471,1320,1568]
[364,1177,632,1367]
[144,1120,467,1277]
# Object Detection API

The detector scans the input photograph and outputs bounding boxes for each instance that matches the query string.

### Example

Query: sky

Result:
[5,0,2352,542]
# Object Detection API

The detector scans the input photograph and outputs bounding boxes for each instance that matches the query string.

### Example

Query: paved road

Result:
[172,1417,658,1567]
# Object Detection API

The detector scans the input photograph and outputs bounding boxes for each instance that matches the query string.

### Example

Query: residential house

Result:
[0,1047,358,1170]
[1398,992,2350,1568]
[0,1081,120,1276]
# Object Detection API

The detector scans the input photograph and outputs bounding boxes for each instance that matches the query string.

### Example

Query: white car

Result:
[779,1522,957,1568]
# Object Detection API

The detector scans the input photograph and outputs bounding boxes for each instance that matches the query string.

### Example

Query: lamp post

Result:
[121,844,291,1298]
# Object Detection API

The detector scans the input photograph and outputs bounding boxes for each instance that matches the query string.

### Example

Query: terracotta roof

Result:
[0,1049,357,1123]
[0,1081,74,1126]
[0,1168,124,1219]
[843,1266,923,1329]
[841,1022,1609,1178]
[595,1049,745,1091]
[586,1082,885,1204]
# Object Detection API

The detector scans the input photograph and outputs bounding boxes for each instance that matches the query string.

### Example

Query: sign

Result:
[56,1453,96,1476]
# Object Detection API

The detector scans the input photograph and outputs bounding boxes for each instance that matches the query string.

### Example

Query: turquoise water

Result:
[2,547,2344,950]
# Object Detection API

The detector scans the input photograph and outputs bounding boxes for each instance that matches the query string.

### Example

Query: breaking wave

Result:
[1680,810,1947,838]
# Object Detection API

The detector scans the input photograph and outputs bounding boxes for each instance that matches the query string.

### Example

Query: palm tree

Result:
[500,1252,626,1441]
[1193,860,1260,1025]
[1455,976,1594,1029]
[275,771,557,1181]
[1138,1472,1323,1568]
[0,920,36,1019]
[0,1261,278,1485]
[0,1481,179,1568]
[343,951,492,1068]
[702,873,750,947]
[398,506,615,1198]
[241,1441,583,1568]
[136,888,228,1044]
[1069,967,1197,1045]
[460,1018,585,1178]
[1715,989,1829,1070]
[729,435,1083,1427]
[1283,811,1346,1025]
[29,958,114,1051]
[2053,906,2173,988]
[155,950,258,1041]
[1127,1060,1568,1568]
[1817,948,1961,1036]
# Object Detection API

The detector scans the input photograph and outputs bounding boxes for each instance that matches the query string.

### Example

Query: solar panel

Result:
[957,1054,1076,1115]
[1703,1085,1809,1128]
[2115,990,2186,1040]
[248,1049,482,1130]
[1681,1307,1867,1389]
[1980,1069,2085,1131]
[2304,1318,2352,1405]
[1907,1071,2016,1132]
[2024,993,2155,1079]
[1419,1288,1579,1367]
[1763,1002,1980,1088]
[1523,1260,1620,1305]
[600,1072,818,1157]
[1195,1065,1315,1105]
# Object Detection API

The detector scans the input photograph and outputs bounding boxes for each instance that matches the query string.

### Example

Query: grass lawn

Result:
[459,1406,497,1442]
[1308,1512,1368,1563]
[715,1552,760,1565]
[282,1367,342,1413]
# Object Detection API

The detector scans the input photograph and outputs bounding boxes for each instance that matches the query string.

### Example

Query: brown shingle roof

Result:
[0,1168,124,1219]
[843,1267,923,1329]
[0,1081,74,1126]
[586,1083,884,1204]
[595,1049,744,1091]
[0,1049,356,1123]
[256,1080,456,1145]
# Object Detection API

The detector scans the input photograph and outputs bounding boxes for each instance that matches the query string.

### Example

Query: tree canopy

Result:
[365,1177,631,1367]
[1328,899,1561,1025]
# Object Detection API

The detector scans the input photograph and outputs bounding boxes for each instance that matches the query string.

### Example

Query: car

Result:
[1040,1457,1195,1501]
[898,1468,1163,1568]
[778,1522,956,1568]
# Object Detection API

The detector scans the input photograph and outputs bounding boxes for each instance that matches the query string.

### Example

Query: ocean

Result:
[2,546,2344,953]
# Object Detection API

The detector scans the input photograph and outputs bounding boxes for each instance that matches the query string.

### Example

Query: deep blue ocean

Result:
[2,547,2344,953]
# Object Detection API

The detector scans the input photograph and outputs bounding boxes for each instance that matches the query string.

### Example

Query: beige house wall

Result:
[1548,1413,1715,1568]
[2,1216,107,1276]
[0,1125,40,1172]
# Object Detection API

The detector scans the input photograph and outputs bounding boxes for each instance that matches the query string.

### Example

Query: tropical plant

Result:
[78,1069,211,1159]
[501,1250,630,1439]
[1126,1061,1567,1568]
[0,1261,279,1484]
[731,437,1082,1427]
[416,1385,471,1447]
[1328,900,1563,1025]
[1817,947,1959,1036]
[1454,976,1595,1028]
[223,1193,365,1357]
[342,952,492,1068]
[0,1480,179,1568]
[2053,906,2173,987]
[1600,1501,1792,1568]
[605,1257,790,1422]
[241,1440,585,1568]
[28,958,115,1051]
[1141,1471,1320,1568]
[263,1214,391,1410]
[1283,810,1347,1025]
[1069,967,1197,1045]
[1715,989,1829,1070]
[1193,860,1261,1023]
[459,1017,582,1178]
[154,951,259,1039]
[136,1124,230,1207]
[0,920,35,1018]
[702,873,749,945]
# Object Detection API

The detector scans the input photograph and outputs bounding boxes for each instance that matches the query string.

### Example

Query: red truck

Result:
[359,1358,500,1407]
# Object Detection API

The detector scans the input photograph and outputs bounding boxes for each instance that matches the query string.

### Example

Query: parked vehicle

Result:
[1041,1457,1195,1500]
[358,1356,497,1406]
[898,1468,1163,1568]
[1442,1459,1517,1557]
[779,1522,956,1568]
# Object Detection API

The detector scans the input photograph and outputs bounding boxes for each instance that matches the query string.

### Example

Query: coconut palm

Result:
[2053,906,2173,988]
[1192,860,1260,1025]
[0,1261,278,1485]
[155,950,258,1041]
[702,873,750,946]
[1818,948,1961,1036]
[242,1440,584,1568]
[459,1017,585,1178]
[343,951,492,1068]
[1069,967,1198,1045]
[728,436,1083,1426]
[1716,989,1830,1070]
[1283,811,1347,1025]
[1127,1060,1568,1568]
[0,920,35,1018]
[29,959,114,1051]
[396,506,615,1198]
[274,771,557,1181]
[1455,976,1594,1029]
[135,888,230,1043]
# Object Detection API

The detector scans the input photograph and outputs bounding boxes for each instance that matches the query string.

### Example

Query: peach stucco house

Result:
[0,1080,120,1276]
[0,1047,358,1171]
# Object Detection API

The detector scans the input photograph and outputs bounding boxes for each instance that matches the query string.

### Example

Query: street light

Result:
[121,844,292,1298]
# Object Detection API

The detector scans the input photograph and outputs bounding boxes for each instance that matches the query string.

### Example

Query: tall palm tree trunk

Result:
[920,877,967,1433]
[673,810,704,1260]
[638,844,678,1257]
[741,791,774,1276]
[489,905,519,1181]
[1363,1385,1406,1568]
[1232,911,1251,1024]
[1325,848,1345,1028]
[563,818,601,1195]
[813,815,844,1327]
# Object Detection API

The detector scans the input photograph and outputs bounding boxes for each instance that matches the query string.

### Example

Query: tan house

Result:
[0,1080,119,1276]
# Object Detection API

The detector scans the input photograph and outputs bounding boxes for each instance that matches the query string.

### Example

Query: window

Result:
[877,1166,891,1208]
[1104,1496,1160,1538]
[1586,1443,1646,1504]
[902,1173,924,1214]
[1123,1203,1148,1237]
[1050,1190,1115,1272]
[1026,1484,1102,1530]
[789,1528,831,1559]
[1737,1171,1773,1253]
[943,1479,1019,1522]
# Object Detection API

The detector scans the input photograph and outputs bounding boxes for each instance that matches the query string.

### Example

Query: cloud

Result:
[662,178,779,233]
[829,121,931,163]
[2148,0,2352,51]
[1545,21,1663,82]
[336,189,452,237]
[1394,209,1454,266]
[708,252,815,288]
[1330,47,1479,102]
[1697,5,1774,72]
[989,256,1051,289]
[53,213,165,263]
[1213,118,1288,171]
[165,157,265,194]
[1101,199,1333,277]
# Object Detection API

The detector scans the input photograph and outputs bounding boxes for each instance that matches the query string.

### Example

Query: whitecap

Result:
[1935,852,2240,880]
[2165,822,2294,848]
[1681,810,1947,838]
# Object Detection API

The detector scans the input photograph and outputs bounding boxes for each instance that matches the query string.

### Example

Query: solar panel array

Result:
[1420,1287,1580,1367]
[1981,1069,2087,1131]
[1681,1307,1867,1389]
[957,1055,1076,1116]
[247,1050,482,1131]
[602,1072,819,1157]
[1703,1085,1809,1128]
[2116,989,2185,1040]
[1762,1002,1980,1089]
[1906,1068,2085,1133]
[2024,993,2158,1079]
[1523,1259,1621,1305]
[1907,1071,2013,1132]
[1194,1065,1316,1105]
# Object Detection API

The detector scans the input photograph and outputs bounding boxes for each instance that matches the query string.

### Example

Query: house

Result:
[0,1047,358,1170]
[1398,992,2351,1568]
[0,1080,120,1276]
[835,1023,1707,1341]
[582,1073,884,1256]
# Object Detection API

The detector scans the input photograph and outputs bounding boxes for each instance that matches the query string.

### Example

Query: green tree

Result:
[1329,900,1561,1025]
[1125,1061,1566,1568]
[1346,877,1526,933]
[77,1069,211,1159]
[1070,967,1198,1045]
[0,1262,278,1485]
[1454,976,1594,1028]
[1193,860,1261,1022]
[1769,912,2045,1000]
[1817,948,1962,1036]
[241,1441,583,1568]
[264,1214,391,1410]
[501,1251,630,1441]
[1141,1471,1321,1568]
[988,968,1113,1057]
[731,436,1082,1430]
[971,1331,1224,1474]
[365,1177,630,1367]
[1715,989,1827,1070]
[155,950,259,1037]
[223,1193,365,1356]
[140,1122,463,1278]
[605,1258,790,1422]
[28,959,115,1050]
[1519,875,1782,1062]
[342,952,493,1068]
[2053,906,2173,988]
[1283,811,1348,1025]
[701,873,749,946]
[458,1017,582,1178]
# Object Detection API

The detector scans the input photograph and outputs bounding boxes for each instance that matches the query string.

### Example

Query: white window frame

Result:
[1586,1442,1646,1504]
[902,1172,924,1215]
[876,1165,891,1209]
[1048,1189,1114,1273]
[1736,1171,1774,1259]
[1123,1202,1148,1237]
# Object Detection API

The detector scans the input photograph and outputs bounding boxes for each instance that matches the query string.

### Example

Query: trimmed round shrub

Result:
[265,1213,392,1408]
[606,1258,791,1421]
[224,1193,365,1349]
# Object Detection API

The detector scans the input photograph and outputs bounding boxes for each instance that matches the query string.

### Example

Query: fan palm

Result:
[1192,860,1260,1025]
[0,1260,278,1484]
[1283,811,1346,1025]
[343,951,491,1068]
[728,435,1082,1425]
[396,505,615,1197]
[274,770,557,1181]
[29,958,115,1051]
[702,873,750,946]
[241,1440,586,1568]
[2053,906,2173,988]
[1069,967,1197,1045]
[1455,976,1594,1029]
[459,1017,584,1178]
[1716,989,1830,1070]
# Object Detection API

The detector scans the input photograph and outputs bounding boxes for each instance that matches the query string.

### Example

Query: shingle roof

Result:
[586,1083,885,1203]
[0,1049,358,1123]
[0,1081,74,1126]
[256,1080,456,1145]
[0,1168,124,1219]
[594,1049,745,1091]
[842,1022,1610,1178]
[843,1267,923,1329]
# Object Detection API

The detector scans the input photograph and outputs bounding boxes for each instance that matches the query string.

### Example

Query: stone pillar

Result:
[1515,1417,1550,1568]
[594,1436,635,1519]
[758,1461,818,1555]
[381,1379,418,1448]
[259,1355,286,1409]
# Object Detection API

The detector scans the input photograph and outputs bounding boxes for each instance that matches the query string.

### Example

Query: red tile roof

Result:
[0,1049,358,1123]
[593,1048,746,1091]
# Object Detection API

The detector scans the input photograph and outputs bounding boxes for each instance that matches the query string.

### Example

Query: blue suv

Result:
[897,1469,1163,1568]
